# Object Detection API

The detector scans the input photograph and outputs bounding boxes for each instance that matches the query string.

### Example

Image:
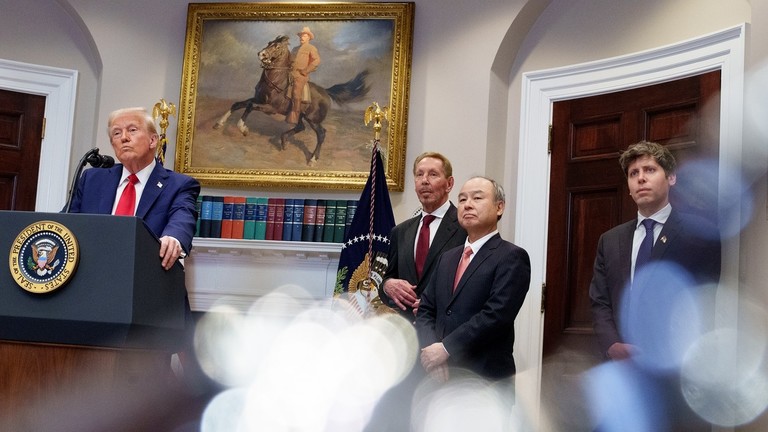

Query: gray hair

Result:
[106,107,158,137]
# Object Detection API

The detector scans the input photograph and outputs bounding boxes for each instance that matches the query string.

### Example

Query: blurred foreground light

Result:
[583,361,654,432]
[673,159,752,240]
[194,303,259,387]
[201,388,249,432]
[682,296,768,427]
[411,373,516,432]
[621,262,706,372]
[194,286,419,431]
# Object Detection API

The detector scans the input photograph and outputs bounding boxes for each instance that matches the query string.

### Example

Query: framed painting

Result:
[175,2,414,191]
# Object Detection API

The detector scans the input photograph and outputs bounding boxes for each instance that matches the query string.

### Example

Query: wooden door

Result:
[540,70,721,430]
[0,89,46,211]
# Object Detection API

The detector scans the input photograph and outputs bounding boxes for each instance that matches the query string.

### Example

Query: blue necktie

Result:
[635,218,656,273]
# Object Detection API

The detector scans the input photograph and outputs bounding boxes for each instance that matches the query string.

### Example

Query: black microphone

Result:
[63,147,115,213]
[86,150,115,168]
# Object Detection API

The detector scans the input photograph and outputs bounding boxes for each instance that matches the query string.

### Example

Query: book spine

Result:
[345,199,358,239]
[199,195,213,238]
[195,195,203,237]
[231,197,246,239]
[322,200,336,242]
[274,198,287,241]
[266,198,278,240]
[210,196,224,238]
[243,197,257,240]
[220,196,235,239]
[301,199,317,242]
[291,199,304,241]
[254,197,269,240]
[313,199,326,242]
[333,201,347,243]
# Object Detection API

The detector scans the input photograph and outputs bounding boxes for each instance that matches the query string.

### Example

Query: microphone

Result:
[86,150,115,168]
[63,147,115,213]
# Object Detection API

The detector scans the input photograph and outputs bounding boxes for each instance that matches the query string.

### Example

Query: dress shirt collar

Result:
[636,203,671,228]
[421,200,451,220]
[464,230,498,255]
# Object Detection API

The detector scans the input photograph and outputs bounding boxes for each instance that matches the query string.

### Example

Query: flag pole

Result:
[363,102,388,295]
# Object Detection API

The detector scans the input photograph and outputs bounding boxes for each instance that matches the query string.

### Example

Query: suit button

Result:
[446,310,452,316]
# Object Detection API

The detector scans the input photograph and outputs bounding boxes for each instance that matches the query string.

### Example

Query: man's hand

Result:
[159,236,184,270]
[427,362,449,383]
[382,278,418,311]
[607,342,637,360]
[421,342,449,376]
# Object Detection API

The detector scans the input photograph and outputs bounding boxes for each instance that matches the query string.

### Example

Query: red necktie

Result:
[415,214,436,279]
[453,246,473,291]
[114,174,139,216]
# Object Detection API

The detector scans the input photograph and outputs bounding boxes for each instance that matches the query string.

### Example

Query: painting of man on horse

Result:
[213,30,370,165]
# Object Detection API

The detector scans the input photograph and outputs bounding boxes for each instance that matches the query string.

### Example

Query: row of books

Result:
[196,196,359,243]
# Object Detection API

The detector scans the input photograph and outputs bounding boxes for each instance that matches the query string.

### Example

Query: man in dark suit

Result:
[69,107,200,270]
[588,141,721,430]
[365,153,467,432]
[416,176,530,382]
[379,152,467,319]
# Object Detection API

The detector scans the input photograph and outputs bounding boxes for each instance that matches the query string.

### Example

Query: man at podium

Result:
[68,107,200,270]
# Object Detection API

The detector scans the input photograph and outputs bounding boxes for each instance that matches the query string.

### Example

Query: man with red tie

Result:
[68,107,200,270]
[416,176,530,382]
[379,152,467,319]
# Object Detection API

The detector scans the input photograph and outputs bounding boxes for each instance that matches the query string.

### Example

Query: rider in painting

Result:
[287,27,321,124]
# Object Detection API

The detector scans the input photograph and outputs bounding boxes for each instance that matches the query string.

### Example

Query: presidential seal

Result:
[8,220,79,294]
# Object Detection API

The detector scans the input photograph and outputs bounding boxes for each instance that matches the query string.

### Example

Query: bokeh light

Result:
[191,285,419,431]
[681,293,768,426]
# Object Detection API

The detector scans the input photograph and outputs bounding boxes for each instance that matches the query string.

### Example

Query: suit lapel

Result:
[422,205,460,278]
[451,234,501,300]
[618,220,635,282]
[99,166,123,214]
[651,209,681,260]
[136,164,168,218]
[403,216,419,273]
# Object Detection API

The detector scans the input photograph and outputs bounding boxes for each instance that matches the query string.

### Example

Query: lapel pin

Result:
[660,235,667,244]
[157,182,163,188]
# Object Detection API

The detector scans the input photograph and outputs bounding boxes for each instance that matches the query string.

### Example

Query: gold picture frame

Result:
[175,2,414,191]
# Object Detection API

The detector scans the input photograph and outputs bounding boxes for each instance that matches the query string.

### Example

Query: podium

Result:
[0,211,192,430]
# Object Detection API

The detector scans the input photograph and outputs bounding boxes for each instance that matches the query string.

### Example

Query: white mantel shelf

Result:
[191,237,343,259]
[185,238,343,313]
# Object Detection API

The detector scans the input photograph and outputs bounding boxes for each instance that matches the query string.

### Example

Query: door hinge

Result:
[547,124,552,154]
[540,282,546,313]
[41,117,46,140]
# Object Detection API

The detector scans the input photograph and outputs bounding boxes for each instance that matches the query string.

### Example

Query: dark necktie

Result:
[635,218,656,273]
[415,214,436,279]
[115,174,139,216]
[453,246,473,291]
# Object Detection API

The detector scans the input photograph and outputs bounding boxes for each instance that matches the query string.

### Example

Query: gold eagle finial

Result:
[364,102,389,141]
[152,98,176,165]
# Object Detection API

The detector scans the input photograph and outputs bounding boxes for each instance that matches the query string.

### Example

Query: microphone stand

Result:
[63,148,100,213]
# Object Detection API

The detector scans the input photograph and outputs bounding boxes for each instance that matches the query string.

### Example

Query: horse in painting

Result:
[213,35,370,165]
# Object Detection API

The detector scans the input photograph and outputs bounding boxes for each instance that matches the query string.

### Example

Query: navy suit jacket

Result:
[379,203,467,318]
[589,208,721,357]
[68,162,200,253]
[415,234,531,379]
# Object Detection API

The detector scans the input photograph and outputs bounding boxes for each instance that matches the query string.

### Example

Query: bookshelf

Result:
[185,238,343,313]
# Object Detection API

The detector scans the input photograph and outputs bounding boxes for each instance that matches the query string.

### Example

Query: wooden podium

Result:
[0,211,190,431]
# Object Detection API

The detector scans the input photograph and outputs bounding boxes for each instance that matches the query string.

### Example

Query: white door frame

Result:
[514,24,745,426]
[0,58,77,212]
